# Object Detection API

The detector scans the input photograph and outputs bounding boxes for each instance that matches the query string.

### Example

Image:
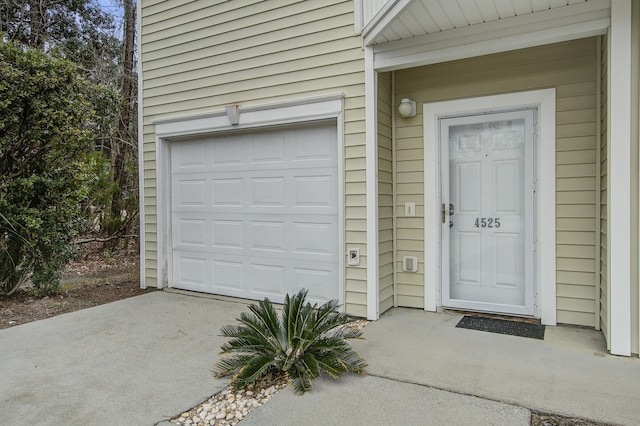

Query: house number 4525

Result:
[474,218,501,228]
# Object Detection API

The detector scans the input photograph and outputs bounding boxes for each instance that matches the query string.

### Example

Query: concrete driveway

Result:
[0,291,246,425]
[1,291,638,425]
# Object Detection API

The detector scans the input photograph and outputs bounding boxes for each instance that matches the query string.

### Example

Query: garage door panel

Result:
[291,125,337,163]
[173,251,337,305]
[173,214,338,261]
[293,174,335,208]
[293,221,335,256]
[212,134,243,166]
[212,178,243,207]
[172,170,337,213]
[293,266,336,303]
[174,255,208,292]
[250,177,285,207]
[170,123,339,303]
[249,263,286,297]
[212,219,243,249]
[212,259,244,290]
[250,220,286,252]
[175,218,207,247]
[173,139,207,171]
[174,179,207,207]
[249,132,286,164]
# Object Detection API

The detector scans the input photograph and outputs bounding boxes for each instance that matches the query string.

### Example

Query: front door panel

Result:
[441,110,534,315]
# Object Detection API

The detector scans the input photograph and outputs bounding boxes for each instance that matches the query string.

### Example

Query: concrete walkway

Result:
[350,308,640,425]
[1,292,638,425]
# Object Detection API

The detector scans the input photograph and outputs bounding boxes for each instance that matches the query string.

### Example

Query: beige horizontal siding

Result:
[599,35,609,345]
[378,71,394,315]
[394,38,599,324]
[140,0,367,315]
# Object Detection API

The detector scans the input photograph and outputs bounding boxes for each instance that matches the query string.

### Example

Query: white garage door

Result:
[170,122,339,304]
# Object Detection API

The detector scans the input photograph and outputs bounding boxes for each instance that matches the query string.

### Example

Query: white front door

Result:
[441,109,535,316]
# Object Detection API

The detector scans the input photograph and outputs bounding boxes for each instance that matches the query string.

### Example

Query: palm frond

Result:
[234,354,275,388]
[288,364,314,395]
[333,349,368,374]
[214,288,367,394]
[247,298,284,346]
[298,353,320,379]
[213,353,255,377]
[321,324,364,341]
[314,353,349,378]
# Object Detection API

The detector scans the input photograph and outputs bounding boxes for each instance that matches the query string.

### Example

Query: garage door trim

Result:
[154,94,345,306]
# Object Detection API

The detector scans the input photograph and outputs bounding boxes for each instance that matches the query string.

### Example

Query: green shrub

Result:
[0,42,94,295]
[214,289,367,395]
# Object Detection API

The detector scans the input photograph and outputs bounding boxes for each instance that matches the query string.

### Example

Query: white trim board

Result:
[423,89,557,325]
[154,93,345,138]
[365,46,380,320]
[370,0,609,71]
[153,94,346,308]
[607,0,632,357]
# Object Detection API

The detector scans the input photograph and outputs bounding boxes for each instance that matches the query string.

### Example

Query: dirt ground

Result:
[530,413,609,426]
[0,242,150,330]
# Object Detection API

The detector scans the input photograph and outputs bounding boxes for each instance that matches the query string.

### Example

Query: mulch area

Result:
[0,241,149,330]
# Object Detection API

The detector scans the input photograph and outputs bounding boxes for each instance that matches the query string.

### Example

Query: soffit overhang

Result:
[363,0,611,71]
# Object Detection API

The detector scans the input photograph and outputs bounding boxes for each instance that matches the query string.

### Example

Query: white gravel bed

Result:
[172,373,288,426]
[172,320,369,426]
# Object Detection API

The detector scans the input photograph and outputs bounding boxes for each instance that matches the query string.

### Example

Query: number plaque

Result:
[473,218,501,228]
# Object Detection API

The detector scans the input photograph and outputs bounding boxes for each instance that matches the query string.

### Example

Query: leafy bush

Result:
[214,289,367,395]
[0,42,94,295]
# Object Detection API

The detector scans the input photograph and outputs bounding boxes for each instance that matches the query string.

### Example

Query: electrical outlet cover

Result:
[348,248,360,266]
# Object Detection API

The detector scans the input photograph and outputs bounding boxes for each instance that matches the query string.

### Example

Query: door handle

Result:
[442,203,455,223]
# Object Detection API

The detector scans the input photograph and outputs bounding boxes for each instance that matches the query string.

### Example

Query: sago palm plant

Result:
[213,289,367,394]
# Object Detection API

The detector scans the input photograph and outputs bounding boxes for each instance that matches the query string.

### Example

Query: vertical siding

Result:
[378,71,394,314]
[140,1,367,316]
[599,35,609,344]
[394,38,599,325]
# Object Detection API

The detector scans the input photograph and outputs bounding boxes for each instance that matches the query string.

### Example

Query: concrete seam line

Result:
[365,373,530,412]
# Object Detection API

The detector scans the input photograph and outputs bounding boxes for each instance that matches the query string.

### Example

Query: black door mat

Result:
[456,316,545,340]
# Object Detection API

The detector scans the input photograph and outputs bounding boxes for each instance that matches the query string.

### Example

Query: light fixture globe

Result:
[398,98,416,118]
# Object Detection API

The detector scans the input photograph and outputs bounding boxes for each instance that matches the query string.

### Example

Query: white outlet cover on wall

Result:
[405,202,416,217]
[348,248,360,266]
[403,256,418,272]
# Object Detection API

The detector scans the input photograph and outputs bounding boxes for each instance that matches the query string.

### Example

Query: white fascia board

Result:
[373,5,609,71]
[362,0,413,45]
[154,94,344,139]
[365,46,380,320]
[137,0,145,289]
[608,0,632,357]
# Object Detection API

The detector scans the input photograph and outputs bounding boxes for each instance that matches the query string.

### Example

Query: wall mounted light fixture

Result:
[398,98,416,118]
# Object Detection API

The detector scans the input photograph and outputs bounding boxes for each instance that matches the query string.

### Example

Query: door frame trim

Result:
[424,89,557,325]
